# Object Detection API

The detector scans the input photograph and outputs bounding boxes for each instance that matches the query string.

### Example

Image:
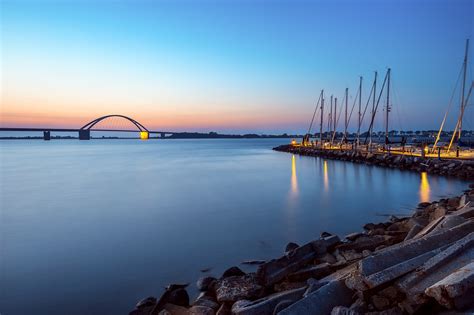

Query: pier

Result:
[274,144,474,179]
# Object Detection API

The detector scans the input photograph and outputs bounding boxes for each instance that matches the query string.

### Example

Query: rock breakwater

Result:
[130,185,474,315]
[273,145,474,179]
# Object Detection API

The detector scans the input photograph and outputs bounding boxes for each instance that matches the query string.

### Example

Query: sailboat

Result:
[433,39,473,155]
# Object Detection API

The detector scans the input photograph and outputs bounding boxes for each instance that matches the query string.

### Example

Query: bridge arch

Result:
[80,115,149,132]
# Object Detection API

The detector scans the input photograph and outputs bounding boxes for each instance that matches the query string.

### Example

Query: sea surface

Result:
[0,139,468,315]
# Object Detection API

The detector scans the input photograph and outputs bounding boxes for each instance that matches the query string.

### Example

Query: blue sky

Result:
[1,0,473,133]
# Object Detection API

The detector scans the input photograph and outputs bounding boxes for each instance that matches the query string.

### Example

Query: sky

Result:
[1,0,473,134]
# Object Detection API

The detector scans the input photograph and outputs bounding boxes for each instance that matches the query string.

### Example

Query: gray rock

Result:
[216,303,231,315]
[319,252,337,264]
[340,250,363,262]
[345,232,364,241]
[273,300,295,315]
[452,206,474,219]
[189,305,215,315]
[192,295,219,310]
[331,306,361,315]
[396,232,474,310]
[285,242,299,254]
[336,235,387,252]
[304,278,328,297]
[168,288,190,307]
[277,280,353,315]
[231,287,306,315]
[273,280,306,292]
[215,274,264,303]
[222,266,245,278]
[287,263,333,281]
[425,261,474,309]
[429,215,467,234]
[371,295,390,310]
[404,224,423,241]
[159,303,190,315]
[136,296,157,309]
[418,202,431,208]
[359,220,474,286]
[257,235,340,286]
[151,284,190,313]
[197,276,216,292]
[321,231,333,238]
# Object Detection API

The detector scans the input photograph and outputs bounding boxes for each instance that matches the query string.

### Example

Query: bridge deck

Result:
[0,127,176,134]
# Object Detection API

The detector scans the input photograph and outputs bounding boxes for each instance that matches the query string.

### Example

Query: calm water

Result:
[0,139,468,315]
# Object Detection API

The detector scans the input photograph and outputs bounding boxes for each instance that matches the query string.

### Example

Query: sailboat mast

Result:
[458,39,469,141]
[334,97,337,139]
[369,71,377,146]
[329,95,333,134]
[320,90,324,146]
[385,68,391,143]
[344,87,348,141]
[357,76,362,145]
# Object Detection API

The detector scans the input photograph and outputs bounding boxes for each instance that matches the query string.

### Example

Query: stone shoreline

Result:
[273,144,474,179]
[129,148,474,315]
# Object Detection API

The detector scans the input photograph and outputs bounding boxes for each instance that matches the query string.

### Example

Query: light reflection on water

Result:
[290,154,298,197]
[323,160,329,192]
[0,139,468,315]
[420,172,431,203]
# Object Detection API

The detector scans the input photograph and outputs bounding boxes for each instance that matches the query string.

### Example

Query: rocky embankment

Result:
[273,145,474,179]
[130,185,474,315]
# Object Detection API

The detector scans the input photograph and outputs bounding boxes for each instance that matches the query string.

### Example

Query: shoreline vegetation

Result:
[129,146,474,315]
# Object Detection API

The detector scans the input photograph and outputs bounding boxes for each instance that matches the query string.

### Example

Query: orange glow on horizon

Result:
[1,86,308,132]
[1,107,302,132]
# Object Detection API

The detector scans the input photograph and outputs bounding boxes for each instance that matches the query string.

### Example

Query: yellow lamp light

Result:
[140,131,149,140]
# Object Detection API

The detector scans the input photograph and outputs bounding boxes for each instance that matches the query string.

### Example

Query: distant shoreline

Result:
[0,134,304,140]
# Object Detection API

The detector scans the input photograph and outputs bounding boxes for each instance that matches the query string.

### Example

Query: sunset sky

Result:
[1,0,473,133]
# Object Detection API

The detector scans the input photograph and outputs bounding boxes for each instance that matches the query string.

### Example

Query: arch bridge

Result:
[79,114,151,140]
[0,114,177,140]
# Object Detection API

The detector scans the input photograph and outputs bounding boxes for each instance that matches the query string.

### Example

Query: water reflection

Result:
[323,160,329,192]
[290,155,298,196]
[0,139,468,315]
[419,172,431,202]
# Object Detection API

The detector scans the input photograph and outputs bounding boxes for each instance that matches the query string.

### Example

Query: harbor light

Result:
[140,131,149,140]
[291,139,296,145]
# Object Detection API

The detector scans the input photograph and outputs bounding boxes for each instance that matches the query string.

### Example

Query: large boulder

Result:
[215,274,264,303]
[257,235,340,286]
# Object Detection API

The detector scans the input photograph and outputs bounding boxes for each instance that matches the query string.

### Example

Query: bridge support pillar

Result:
[43,131,51,141]
[79,130,90,140]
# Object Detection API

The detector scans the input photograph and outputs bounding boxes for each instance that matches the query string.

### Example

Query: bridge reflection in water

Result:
[419,172,431,203]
